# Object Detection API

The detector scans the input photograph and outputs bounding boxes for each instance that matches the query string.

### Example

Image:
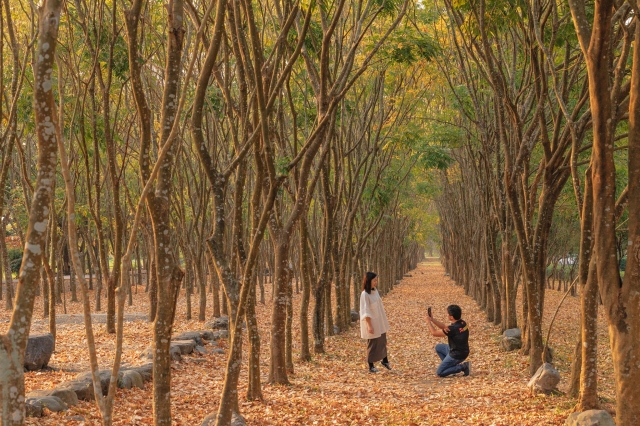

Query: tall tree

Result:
[0,0,63,422]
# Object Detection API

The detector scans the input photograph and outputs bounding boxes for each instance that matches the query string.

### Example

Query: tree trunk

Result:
[0,223,13,310]
[207,254,221,318]
[269,242,291,384]
[285,266,294,374]
[184,256,192,321]
[577,257,599,410]
[608,8,640,424]
[197,258,206,321]
[69,253,78,302]
[149,260,158,322]
[568,1,640,423]
[0,0,63,420]
[502,238,518,330]
[42,268,49,317]
[298,216,312,361]
[568,333,582,397]
[245,273,262,400]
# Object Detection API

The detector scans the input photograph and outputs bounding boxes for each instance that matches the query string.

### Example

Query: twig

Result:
[542,275,579,364]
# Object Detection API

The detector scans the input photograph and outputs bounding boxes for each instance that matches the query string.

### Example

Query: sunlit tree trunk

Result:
[0,0,63,421]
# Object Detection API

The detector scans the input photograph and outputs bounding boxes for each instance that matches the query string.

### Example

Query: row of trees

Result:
[433,0,638,424]
[0,0,438,424]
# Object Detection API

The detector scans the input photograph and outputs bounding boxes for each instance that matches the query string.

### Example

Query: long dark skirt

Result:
[367,332,387,363]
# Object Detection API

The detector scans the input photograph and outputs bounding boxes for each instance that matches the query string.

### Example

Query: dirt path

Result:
[15,261,591,425]
[238,261,572,425]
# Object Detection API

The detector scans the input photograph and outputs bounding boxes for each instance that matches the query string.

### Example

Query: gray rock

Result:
[210,330,229,341]
[502,336,522,351]
[205,316,247,331]
[527,362,560,394]
[565,410,616,426]
[213,348,225,354]
[172,339,196,355]
[128,363,153,382]
[57,379,95,401]
[170,345,182,361]
[25,399,45,418]
[27,388,78,407]
[173,331,205,346]
[195,345,208,355]
[75,370,123,396]
[119,370,144,389]
[231,412,247,426]
[201,412,246,426]
[197,330,217,341]
[206,316,229,330]
[502,328,522,351]
[141,343,192,361]
[350,310,359,322]
[24,333,55,371]
[25,396,67,417]
[503,328,522,339]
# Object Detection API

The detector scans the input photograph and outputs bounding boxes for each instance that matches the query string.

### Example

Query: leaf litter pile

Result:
[0,261,615,425]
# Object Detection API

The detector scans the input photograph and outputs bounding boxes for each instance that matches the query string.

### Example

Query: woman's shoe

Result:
[381,361,392,370]
[369,366,379,373]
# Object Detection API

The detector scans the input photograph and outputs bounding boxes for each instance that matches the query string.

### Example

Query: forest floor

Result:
[1,260,615,425]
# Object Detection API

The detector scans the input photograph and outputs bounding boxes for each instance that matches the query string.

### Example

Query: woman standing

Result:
[360,272,391,373]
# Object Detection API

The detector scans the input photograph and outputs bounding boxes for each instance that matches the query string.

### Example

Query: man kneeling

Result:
[427,304,470,377]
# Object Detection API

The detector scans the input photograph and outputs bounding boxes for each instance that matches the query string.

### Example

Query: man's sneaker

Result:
[381,361,392,370]
[462,361,471,376]
[369,366,379,373]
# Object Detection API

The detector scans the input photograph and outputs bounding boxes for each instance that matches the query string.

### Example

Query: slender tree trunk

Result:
[577,257,599,410]
[324,273,334,336]
[269,242,291,384]
[208,254,221,318]
[44,257,56,344]
[149,259,158,321]
[42,268,49,317]
[298,217,312,361]
[285,265,294,374]
[606,8,640,424]
[184,256,192,321]
[246,272,262,400]
[568,2,640,423]
[69,253,78,302]
[568,332,582,397]
[196,257,206,321]
[0,223,13,310]
[0,0,63,420]
[502,237,517,330]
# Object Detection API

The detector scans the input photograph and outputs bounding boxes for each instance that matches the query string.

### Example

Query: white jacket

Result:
[359,289,390,339]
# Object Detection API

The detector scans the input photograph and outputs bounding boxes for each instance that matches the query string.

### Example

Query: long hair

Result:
[362,271,377,294]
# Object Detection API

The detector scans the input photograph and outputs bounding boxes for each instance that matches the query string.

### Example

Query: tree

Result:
[0,0,64,422]
[568,1,640,423]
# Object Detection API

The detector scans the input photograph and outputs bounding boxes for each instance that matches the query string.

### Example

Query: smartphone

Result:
[428,307,432,318]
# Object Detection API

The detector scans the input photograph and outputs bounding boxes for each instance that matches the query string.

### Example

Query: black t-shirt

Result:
[443,319,469,360]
